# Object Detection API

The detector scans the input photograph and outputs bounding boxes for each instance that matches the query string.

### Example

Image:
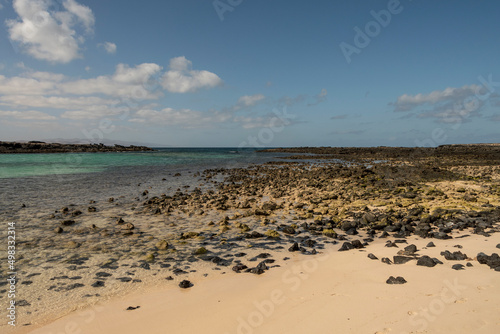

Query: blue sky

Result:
[0,0,499,147]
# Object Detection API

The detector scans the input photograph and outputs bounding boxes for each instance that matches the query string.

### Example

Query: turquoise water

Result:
[0,148,271,179]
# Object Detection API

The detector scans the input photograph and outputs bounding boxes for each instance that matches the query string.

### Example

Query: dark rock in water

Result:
[122,223,135,230]
[139,262,150,270]
[426,242,436,248]
[126,306,140,311]
[91,281,105,288]
[351,240,364,249]
[417,255,438,267]
[232,264,248,273]
[117,277,132,282]
[338,242,354,252]
[179,280,193,289]
[381,257,392,265]
[452,264,465,270]
[441,250,468,261]
[61,220,75,226]
[288,242,300,252]
[65,283,85,290]
[386,276,407,284]
[393,256,414,264]
[17,300,31,307]
[367,253,378,260]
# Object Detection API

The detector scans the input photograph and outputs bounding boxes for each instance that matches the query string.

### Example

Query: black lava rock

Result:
[452,264,465,270]
[179,280,193,289]
[441,250,468,261]
[417,255,438,267]
[368,253,378,260]
[386,276,407,284]
[288,242,300,252]
[338,242,355,252]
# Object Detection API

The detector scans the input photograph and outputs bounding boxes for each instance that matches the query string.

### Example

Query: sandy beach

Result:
[23,232,500,334]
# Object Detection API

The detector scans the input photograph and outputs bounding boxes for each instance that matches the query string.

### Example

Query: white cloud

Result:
[237,94,265,107]
[61,63,163,97]
[6,0,95,63]
[0,95,118,110]
[0,74,59,95]
[99,41,117,54]
[393,85,481,112]
[61,105,127,120]
[0,110,57,120]
[161,56,223,93]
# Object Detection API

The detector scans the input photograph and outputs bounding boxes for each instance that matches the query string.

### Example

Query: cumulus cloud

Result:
[61,63,163,97]
[130,107,232,128]
[392,85,481,112]
[161,56,223,93]
[391,84,494,124]
[99,41,117,54]
[6,0,95,63]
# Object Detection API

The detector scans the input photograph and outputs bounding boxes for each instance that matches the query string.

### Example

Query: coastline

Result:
[0,141,154,154]
[1,145,499,333]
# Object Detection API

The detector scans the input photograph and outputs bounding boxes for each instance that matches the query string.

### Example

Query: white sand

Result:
[17,232,500,334]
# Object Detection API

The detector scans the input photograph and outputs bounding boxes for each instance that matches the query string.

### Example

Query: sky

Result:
[0,0,499,147]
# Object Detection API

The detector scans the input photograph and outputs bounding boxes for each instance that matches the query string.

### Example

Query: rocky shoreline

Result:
[0,141,154,154]
[1,145,500,331]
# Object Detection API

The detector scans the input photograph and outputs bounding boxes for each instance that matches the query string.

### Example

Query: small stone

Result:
[194,247,208,255]
[441,250,468,261]
[368,253,378,260]
[452,264,465,270]
[232,264,248,273]
[381,257,392,265]
[179,280,193,289]
[61,220,75,226]
[386,276,407,284]
[54,227,63,234]
[466,262,473,267]
[404,244,418,253]
[95,272,112,278]
[426,242,436,248]
[91,281,105,288]
[122,223,134,230]
[88,207,97,212]
[496,244,500,249]
[126,306,140,311]
[116,218,125,225]
[288,242,300,252]
[338,242,354,252]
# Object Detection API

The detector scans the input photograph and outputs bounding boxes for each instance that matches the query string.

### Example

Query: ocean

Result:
[0,147,287,213]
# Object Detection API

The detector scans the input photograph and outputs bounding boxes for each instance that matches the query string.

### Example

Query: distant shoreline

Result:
[0,141,154,154]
